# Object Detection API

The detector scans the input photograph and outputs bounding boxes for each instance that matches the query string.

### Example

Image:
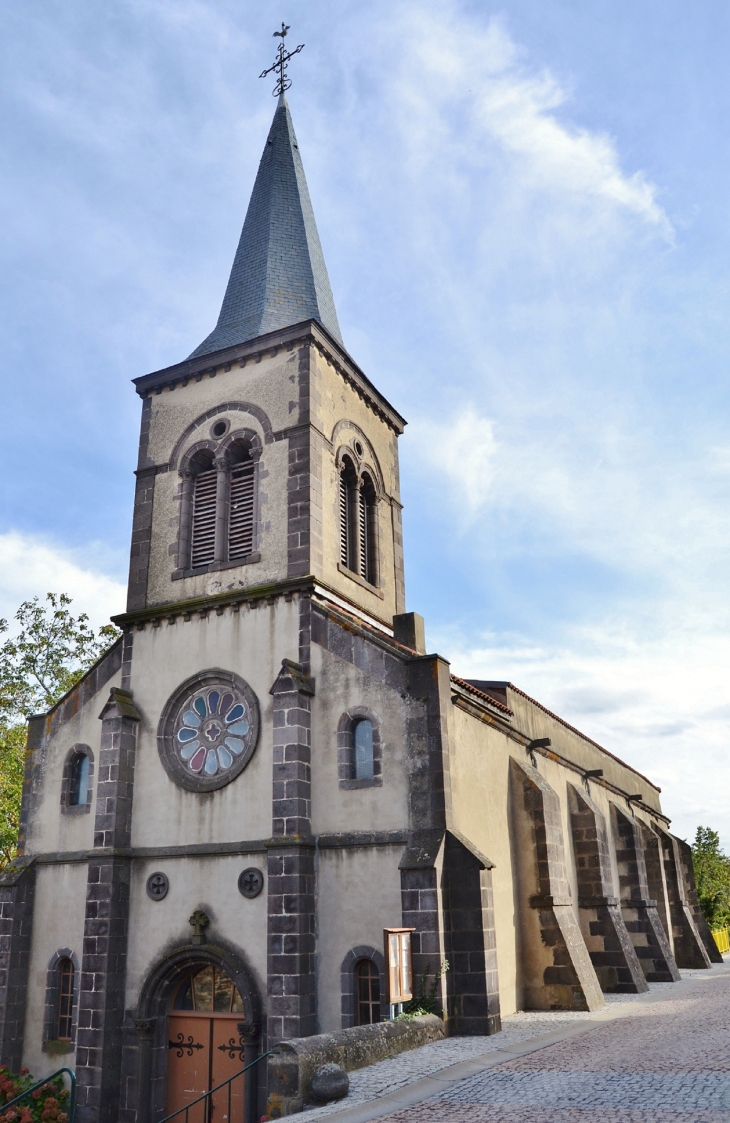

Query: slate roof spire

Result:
[190,93,342,359]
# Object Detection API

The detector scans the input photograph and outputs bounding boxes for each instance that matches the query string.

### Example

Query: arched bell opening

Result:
[134,943,263,1123]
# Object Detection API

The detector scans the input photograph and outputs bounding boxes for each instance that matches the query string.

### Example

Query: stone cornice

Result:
[28,830,410,865]
[111,575,315,630]
[132,319,406,435]
[111,574,406,637]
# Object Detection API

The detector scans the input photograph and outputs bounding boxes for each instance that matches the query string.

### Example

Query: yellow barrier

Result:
[711,927,730,954]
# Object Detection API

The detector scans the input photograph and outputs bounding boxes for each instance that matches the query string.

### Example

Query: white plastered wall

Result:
[23,862,87,1076]
[315,846,403,1033]
[309,643,409,836]
[125,856,268,1014]
[24,667,123,856]
[128,596,300,848]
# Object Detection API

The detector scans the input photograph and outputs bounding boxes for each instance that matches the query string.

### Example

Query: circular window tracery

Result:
[158,670,260,792]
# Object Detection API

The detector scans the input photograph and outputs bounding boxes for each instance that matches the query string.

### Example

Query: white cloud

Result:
[0,532,126,632]
[407,391,730,846]
[380,6,672,240]
[407,408,498,518]
[437,618,730,847]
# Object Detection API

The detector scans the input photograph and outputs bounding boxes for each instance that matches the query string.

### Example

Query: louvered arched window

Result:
[339,458,377,586]
[228,441,255,561]
[190,451,217,568]
[184,440,257,571]
[339,457,357,571]
[358,474,377,586]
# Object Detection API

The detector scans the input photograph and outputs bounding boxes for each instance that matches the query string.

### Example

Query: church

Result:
[0,52,720,1123]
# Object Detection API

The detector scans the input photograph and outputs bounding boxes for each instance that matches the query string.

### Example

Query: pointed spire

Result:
[190,97,342,359]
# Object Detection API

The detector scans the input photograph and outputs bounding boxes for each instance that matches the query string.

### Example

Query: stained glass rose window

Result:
[158,670,259,792]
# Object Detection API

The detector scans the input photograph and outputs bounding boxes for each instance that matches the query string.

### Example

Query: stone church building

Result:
[0,89,720,1123]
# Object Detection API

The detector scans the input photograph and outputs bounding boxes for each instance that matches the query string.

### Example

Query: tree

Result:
[0,594,120,870]
[0,593,119,722]
[0,725,26,870]
[691,826,730,929]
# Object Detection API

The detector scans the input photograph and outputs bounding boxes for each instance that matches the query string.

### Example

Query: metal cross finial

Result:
[259,23,305,97]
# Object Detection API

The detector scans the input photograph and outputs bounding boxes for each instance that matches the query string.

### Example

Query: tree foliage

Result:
[0,593,119,722]
[691,825,730,929]
[0,725,26,871]
[0,594,119,870]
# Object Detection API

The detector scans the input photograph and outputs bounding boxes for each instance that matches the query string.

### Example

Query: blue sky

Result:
[2,0,730,844]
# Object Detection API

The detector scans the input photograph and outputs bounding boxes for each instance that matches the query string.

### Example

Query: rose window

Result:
[158,671,259,792]
[176,689,252,777]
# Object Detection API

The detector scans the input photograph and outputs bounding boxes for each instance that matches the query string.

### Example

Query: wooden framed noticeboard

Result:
[384,928,415,1005]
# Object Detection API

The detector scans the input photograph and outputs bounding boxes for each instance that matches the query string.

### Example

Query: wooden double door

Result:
[167,1012,246,1123]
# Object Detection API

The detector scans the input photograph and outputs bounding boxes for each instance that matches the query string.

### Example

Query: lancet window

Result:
[57,958,74,1040]
[69,752,90,807]
[182,438,258,572]
[353,718,374,781]
[339,457,378,586]
[61,745,94,815]
[43,948,79,1049]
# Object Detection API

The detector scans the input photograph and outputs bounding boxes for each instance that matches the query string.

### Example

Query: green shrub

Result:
[0,1067,69,1123]
[402,959,449,1017]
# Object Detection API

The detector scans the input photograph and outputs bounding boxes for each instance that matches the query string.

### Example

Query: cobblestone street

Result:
[304,964,730,1123]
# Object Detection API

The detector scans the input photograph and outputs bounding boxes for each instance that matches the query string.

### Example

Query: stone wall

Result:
[266,1013,444,1116]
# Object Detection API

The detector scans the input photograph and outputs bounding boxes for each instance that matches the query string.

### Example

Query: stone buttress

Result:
[567,784,647,993]
[611,806,680,982]
[510,759,604,1011]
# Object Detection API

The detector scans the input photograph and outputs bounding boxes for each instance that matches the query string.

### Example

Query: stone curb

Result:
[303,961,730,1123]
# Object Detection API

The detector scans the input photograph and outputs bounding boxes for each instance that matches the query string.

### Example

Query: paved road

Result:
[375,973,730,1122]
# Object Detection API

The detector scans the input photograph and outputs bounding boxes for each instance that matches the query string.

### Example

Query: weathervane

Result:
[260,23,305,97]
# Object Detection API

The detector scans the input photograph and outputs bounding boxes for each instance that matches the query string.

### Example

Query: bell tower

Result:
[127,91,406,626]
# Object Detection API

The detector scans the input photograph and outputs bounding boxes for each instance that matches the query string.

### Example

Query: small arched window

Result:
[69,752,90,807]
[353,719,374,781]
[339,460,377,586]
[57,958,74,1040]
[355,959,381,1025]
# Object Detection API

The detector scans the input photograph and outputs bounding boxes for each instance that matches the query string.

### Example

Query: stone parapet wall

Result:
[266,1013,444,1116]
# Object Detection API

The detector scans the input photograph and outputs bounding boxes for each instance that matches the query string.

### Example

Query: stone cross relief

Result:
[189,908,210,945]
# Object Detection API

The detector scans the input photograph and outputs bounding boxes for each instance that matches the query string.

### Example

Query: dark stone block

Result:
[310,1064,349,1103]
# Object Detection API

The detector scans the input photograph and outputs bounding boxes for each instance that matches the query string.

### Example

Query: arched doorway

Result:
[167,963,247,1122]
[135,944,262,1123]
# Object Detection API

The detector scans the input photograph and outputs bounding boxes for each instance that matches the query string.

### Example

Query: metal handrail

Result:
[158,1049,276,1123]
[0,1067,76,1122]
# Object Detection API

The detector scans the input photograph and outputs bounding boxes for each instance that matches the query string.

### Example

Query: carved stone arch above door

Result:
[133,941,263,1123]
